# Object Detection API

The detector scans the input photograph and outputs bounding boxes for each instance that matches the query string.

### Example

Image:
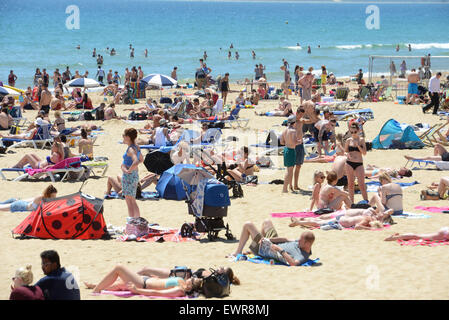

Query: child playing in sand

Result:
[310,171,325,211]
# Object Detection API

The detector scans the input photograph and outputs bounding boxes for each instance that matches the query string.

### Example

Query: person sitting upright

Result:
[10,265,44,300]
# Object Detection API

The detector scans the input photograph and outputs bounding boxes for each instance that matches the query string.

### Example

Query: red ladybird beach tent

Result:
[12,192,108,240]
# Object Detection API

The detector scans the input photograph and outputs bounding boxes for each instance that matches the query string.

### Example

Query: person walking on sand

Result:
[280,115,297,193]
[121,128,144,218]
[405,68,419,105]
[422,72,442,115]
[293,106,314,191]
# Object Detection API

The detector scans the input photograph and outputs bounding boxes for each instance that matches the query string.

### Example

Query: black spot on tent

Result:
[36,227,40,232]
[75,223,83,231]
[77,206,84,214]
[24,224,33,234]
[92,221,102,231]
[52,220,62,230]
[83,215,91,224]
[65,230,69,235]
[62,212,68,218]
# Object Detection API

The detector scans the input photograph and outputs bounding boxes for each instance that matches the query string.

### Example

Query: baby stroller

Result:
[177,166,234,241]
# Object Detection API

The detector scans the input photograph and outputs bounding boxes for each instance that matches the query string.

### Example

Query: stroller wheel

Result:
[180,223,194,238]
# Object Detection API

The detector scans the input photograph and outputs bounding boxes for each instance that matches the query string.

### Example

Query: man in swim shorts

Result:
[39,84,52,115]
[280,115,297,193]
[226,219,315,266]
[406,69,419,105]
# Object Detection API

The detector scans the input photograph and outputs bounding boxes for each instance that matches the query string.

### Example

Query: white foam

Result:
[410,43,449,50]
[285,46,302,50]
[336,44,363,50]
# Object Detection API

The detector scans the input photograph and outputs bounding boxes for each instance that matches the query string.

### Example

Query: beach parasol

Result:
[141,74,177,97]
[143,150,174,175]
[64,78,102,88]
[0,86,20,96]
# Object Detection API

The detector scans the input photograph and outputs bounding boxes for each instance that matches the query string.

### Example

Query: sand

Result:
[1,80,449,300]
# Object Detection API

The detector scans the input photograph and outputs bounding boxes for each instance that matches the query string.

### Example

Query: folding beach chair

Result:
[419,123,448,147]
[9,106,28,127]
[334,108,374,121]
[83,160,109,177]
[0,157,86,182]
[335,87,349,101]
[2,124,53,149]
[381,86,394,101]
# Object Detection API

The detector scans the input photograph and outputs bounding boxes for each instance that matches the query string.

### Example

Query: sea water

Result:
[0,0,448,89]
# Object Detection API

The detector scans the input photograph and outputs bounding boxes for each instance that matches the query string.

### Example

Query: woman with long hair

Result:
[0,185,57,212]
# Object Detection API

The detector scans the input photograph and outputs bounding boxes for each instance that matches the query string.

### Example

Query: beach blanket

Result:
[364,180,419,193]
[116,226,199,243]
[105,191,160,201]
[271,210,429,219]
[94,291,194,299]
[24,157,83,176]
[396,239,449,247]
[234,253,320,266]
[414,206,449,213]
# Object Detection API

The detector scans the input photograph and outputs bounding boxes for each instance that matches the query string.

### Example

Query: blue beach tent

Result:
[155,164,196,200]
[372,119,423,149]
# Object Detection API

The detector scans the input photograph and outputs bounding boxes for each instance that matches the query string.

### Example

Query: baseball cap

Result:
[34,118,44,126]
[287,115,296,124]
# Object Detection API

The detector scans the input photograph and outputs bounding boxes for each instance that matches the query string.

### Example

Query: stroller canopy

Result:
[156,164,196,200]
[12,192,107,239]
[372,119,423,149]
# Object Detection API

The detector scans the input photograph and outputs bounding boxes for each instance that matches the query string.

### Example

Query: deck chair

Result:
[334,108,374,121]
[381,86,394,101]
[212,99,224,116]
[358,87,371,102]
[174,101,187,118]
[9,106,28,127]
[419,123,448,147]
[404,159,449,171]
[335,87,349,100]
[83,160,109,177]
[0,157,86,182]
[2,124,53,149]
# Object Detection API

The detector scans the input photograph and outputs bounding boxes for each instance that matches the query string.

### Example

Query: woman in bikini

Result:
[345,123,368,203]
[0,184,57,213]
[421,176,449,200]
[404,143,449,163]
[309,171,325,211]
[84,264,203,297]
[12,141,64,169]
[368,172,403,215]
[364,164,412,179]
[226,146,255,182]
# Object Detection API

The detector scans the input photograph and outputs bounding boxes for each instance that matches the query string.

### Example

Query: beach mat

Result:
[94,290,194,299]
[414,206,449,213]
[234,253,319,267]
[397,239,449,247]
[116,227,199,243]
[105,191,160,201]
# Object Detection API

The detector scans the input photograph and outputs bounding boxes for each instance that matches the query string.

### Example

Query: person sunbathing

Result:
[289,208,393,230]
[384,227,449,241]
[83,264,203,297]
[12,141,64,169]
[225,146,255,183]
[0,185,57,212]
[254,98,293,117]
[404,143,449,162]
[421,176,449,200]
[0,127,38,140]
[365,164,412,179]
[316,171,352,211]
[290,207,387,223]
[368,173,403,215]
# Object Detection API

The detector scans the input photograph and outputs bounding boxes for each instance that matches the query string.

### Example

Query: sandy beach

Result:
[1,80,449,301]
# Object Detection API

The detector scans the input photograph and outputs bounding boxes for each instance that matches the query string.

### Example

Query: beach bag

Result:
[125,217,149,237]
[160,97,172,104]
[9,125,20,135]
[83,111,95,121]
[202,268,231,298]
[314,208,334,215]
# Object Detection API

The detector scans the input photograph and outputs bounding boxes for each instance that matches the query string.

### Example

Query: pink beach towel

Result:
[94,290,192,299]
[25,157,81,176]
[397,239,449,247]
[414,206,449,213]
[271,210,346,219]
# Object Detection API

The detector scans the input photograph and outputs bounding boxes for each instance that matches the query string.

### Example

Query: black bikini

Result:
[346,144,363,170]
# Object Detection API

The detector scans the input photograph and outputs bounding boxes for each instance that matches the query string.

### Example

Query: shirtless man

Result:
[78,129,94,158]
[301,101,320,138]
[0,108,13,130]
[331,154,348,189]
[406,68,420,104]
[277,96,291,112]
[280,115,298,193]
[293,106,314,190]
[104,103,126,120]
[316,170,351,211]
[298,72,314,104]
[39,84,52,115]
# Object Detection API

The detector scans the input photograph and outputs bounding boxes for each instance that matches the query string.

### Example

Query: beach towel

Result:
[24,157,83,176]
[94,290,194,299]
[234,253,319,267]
[396,239,449,247]
[105,191,160,201]
[364,180,419,193]
[271,211,320,218]
[414,206,449,213]
[392,212,431,219]
[116,226,199,243]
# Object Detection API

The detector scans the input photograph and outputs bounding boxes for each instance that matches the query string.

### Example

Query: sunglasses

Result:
[350,131,358,134]
[299,109,305,113]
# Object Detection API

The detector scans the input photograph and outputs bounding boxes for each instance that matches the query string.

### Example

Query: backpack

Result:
[201,268,231,298]
[83,111,95,121]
